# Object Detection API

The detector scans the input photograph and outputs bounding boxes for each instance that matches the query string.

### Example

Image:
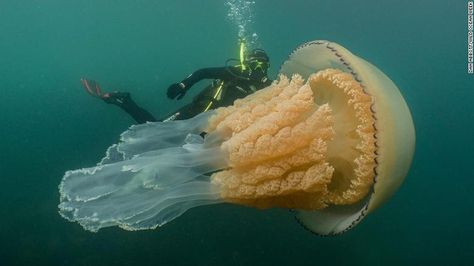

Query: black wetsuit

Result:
[114,66,272,123]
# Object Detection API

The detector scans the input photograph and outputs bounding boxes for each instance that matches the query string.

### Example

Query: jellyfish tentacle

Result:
[100,111,215,164]
[59,112,227,232]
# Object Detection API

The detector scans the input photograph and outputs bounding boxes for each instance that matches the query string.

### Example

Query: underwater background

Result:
[0,0,473,265]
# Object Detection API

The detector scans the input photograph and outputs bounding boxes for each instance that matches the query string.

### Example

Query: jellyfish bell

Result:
[279,40,415,235]
[58,40,415,235]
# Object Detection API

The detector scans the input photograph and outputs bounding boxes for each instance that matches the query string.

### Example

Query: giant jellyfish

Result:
[59,40,415,235]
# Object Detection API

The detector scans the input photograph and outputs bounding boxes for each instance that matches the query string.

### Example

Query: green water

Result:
[1,0,473,265]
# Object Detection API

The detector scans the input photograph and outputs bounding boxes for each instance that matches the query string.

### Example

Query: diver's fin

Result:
[81,78,104,98]
[80,78,130,105]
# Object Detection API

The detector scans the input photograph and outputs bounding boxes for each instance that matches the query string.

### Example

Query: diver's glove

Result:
[167,83,188,100]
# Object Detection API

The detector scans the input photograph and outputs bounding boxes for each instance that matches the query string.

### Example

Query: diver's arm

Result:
[179,67,239,89]
[167,66,243,100]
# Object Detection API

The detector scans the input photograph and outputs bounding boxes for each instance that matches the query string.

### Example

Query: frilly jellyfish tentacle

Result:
[59,111,228,232]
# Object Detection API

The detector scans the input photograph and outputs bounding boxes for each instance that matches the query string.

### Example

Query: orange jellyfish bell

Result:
[58,40,415,235]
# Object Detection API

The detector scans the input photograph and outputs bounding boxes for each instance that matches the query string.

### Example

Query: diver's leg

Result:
[159,102,204,122]
[81,78,157,124]
[105,92,157,123]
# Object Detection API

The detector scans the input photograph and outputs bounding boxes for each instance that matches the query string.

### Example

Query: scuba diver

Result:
[81,48,272,124]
